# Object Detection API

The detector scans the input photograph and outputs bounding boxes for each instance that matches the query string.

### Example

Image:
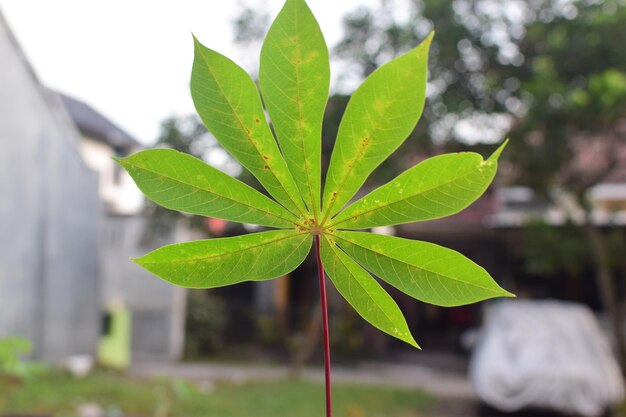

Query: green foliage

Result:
[0,337,40,380]
[523,220,590,278]
[522,221,626,280]
[185,291,227,357]
[118,0,513,347]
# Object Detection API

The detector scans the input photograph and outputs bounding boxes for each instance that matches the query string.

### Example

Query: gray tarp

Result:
[470,300,624,417]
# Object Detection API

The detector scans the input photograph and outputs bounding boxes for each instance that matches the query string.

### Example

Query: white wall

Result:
[79,137,144,215]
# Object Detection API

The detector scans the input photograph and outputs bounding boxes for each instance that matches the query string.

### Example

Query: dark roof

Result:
[58,92,139,149]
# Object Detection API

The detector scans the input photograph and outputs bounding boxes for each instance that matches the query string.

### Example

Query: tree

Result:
[334,0,626,371]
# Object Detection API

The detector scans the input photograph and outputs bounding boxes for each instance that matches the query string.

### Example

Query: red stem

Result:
[314,234,332,417]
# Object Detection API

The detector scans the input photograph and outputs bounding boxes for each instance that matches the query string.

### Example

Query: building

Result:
[0,9,186,363]
[58,93,187,361]
[0,10,100,362]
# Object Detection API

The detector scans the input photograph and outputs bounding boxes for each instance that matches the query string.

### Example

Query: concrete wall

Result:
[0,12,100,361]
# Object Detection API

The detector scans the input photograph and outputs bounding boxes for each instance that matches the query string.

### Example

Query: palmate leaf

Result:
[260,0,330,220]
[330,142,507,229]
[116,149,298,228]
[334,231,514,307]
[118,0,514,349]
[134,230,311,288]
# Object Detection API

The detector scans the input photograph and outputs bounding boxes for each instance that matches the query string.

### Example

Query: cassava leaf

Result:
[134,230,311,288]
[260,0,329,219]
[334,231,514,307]
[330,142,506,229]
[117,149,298,228]
[321,33,433,222]
[191,36,306,217]
[320,236,419,348]
[118,0,515,359]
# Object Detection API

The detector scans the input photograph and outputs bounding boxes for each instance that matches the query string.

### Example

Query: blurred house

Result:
[0,10,186,362]
[58,93,187,362]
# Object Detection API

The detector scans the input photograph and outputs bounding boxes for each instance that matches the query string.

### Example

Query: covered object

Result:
[470,300,624,417]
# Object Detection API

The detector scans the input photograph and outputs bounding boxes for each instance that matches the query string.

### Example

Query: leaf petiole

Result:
[314,234,333,417]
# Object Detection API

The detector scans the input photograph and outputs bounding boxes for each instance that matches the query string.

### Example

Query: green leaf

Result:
[134,230,311,288]
[116,2,515,356]
[116,149,298,228]
[330,142,506,229]
[260,0,329,219]
[334,231,514,307]
[321,33,433,223]
[320,236,419,348]
[191,36,306,218]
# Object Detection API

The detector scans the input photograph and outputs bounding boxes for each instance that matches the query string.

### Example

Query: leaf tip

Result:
[488,138,509,162]
[191,33,206,52]
[424,30,435,44]
[408,337,421,350]
[502,288,516,299]
[414,31,434,55]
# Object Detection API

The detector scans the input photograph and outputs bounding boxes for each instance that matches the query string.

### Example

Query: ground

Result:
[2,355,620,417]
[1,370,433,417]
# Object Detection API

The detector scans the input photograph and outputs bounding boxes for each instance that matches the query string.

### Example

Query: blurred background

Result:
[1,0,625,416]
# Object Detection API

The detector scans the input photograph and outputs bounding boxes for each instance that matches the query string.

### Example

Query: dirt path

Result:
[132,359,473,399]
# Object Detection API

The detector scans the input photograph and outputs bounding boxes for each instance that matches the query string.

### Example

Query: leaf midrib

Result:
[333,233,503,295]
[291,2,320,221]
[139,231,309,265]
[197,49,306,219]
[124,160,298,226]
[329,157,493,228]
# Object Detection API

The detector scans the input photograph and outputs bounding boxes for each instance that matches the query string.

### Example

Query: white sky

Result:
[0,0,376,144]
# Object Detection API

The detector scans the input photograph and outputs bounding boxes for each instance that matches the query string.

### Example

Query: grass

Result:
[1,370,433,417]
